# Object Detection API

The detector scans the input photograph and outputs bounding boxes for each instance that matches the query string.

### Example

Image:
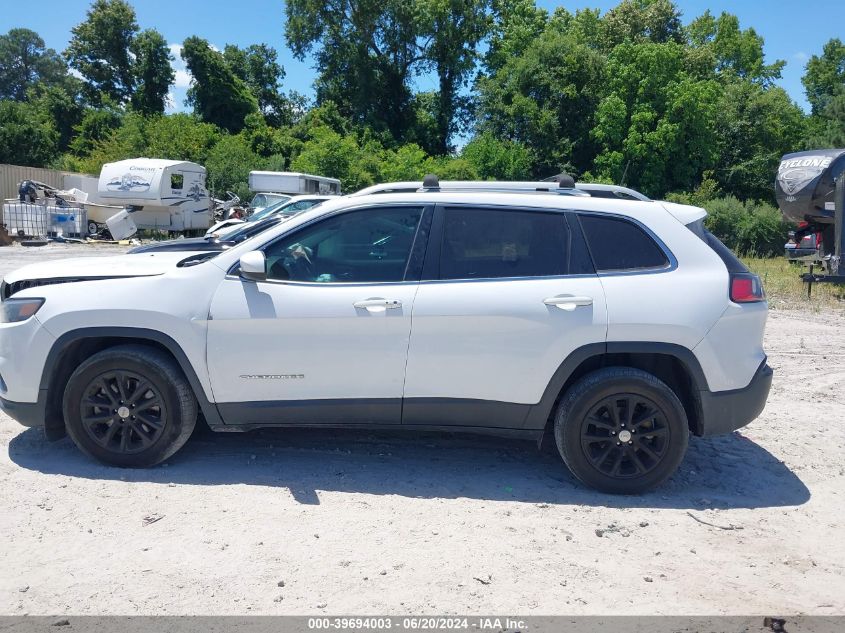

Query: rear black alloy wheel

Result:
[554,367,689,494]
[79,370,168,454]
[63,345,197,467]
[579,394,669,479]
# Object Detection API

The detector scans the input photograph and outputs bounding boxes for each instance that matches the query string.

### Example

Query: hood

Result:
[128,238,227,254]
[3,251,202,286]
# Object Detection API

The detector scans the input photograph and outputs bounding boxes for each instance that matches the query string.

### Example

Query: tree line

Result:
[1,0,844,252]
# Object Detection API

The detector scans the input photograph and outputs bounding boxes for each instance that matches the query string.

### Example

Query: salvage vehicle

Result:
[204,195,334,237]
[0,176,772,494]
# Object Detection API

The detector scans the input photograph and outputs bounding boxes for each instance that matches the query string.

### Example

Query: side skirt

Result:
[216,397,533,433]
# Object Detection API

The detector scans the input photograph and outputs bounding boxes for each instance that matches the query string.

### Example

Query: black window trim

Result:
[574,211,677,276]
[226,202,434,286]
[421,202,581,283]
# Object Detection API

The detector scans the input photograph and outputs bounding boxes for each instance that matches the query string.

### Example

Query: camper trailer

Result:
[92,159,211,233]
[248,171,341,210]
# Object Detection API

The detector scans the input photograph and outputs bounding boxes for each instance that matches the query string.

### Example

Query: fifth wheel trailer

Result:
[93,158,211,233]
[775,148,845,288]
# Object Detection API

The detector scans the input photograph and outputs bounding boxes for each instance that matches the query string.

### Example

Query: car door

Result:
[207,204,431,426]
[402,204,608,428]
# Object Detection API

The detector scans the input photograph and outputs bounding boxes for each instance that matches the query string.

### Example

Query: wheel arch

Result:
[39,327,221,440]
[528,342,706,440]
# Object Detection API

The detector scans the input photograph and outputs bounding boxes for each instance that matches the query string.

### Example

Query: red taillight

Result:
[730,273,765,303]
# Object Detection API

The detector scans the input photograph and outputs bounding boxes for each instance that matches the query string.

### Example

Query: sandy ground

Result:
[0,243,844,616]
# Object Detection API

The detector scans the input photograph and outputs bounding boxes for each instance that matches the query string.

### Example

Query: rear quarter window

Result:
[578,214,670,272]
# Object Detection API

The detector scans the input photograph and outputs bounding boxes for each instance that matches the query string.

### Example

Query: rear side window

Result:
[440,208,569,280]
[685,219,749,273]
[578,214,669,272]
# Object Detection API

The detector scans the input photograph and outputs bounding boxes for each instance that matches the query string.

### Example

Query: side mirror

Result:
[239,251,267,281]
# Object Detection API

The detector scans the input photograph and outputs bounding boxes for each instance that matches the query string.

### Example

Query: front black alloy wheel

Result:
[64,345,197,467]
[79,370,168,454]
[555,367,689,494]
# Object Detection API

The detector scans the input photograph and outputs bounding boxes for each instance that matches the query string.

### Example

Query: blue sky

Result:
[2,0,842,114]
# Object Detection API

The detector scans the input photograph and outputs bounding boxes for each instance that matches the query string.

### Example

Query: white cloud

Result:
[792,51,809,63]
[168,43,192,89]
[174,69,192,88]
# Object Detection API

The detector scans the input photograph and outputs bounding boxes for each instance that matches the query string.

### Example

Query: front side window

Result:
[578,214,669,272]
[263,206,424,283]
[439,208,570,280]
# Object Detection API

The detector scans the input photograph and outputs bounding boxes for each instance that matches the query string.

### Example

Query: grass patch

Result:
[743,257,845,311]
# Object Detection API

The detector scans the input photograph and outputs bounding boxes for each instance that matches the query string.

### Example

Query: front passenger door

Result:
[206,205,430,426]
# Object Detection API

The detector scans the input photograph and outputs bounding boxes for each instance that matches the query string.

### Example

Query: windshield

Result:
[249,193,290,209]
[247,198,325,223]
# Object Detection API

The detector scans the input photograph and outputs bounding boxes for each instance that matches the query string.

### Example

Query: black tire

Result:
[63,345,197,467]
[554,367,688,494]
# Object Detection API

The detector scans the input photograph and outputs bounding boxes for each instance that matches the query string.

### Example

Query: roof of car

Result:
[211,190,707,269]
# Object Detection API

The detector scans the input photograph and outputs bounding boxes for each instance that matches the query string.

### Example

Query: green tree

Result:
[205,134,264,199]
[65,0,139,105]
[29,82,86,151]
[378,143,429,181]
[599,0,684,50]
[712,80,805,200]
[806,86,845,148]
[484,0,547,73]
[0,28,68,100]
[69,101,123,156]
[130,29,174,116]
[419,0,490,153]
[291,125,382,191]
[687,11,784,84]
[59,112,222,175]
[181,36,258,132]
[592,41,719,196]
[0,100,58,167]
[461,132,531,179]
[802,38,845,115]
[476,26,605,177]
[285,0,423,141]
[223,44,292,127]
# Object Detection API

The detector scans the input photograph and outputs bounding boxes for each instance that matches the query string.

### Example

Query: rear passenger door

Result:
[402,205,608,428]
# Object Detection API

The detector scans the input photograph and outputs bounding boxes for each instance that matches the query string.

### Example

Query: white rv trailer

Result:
[248,171,341,197]
[93,158,211,232]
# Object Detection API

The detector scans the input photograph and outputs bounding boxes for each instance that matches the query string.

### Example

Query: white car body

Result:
[0,190,771,481]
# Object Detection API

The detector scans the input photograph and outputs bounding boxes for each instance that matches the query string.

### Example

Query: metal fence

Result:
[1,201,87,239]
[0,164,76,212]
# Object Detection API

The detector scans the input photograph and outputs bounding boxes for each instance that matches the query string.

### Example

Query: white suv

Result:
[0,180,772,493]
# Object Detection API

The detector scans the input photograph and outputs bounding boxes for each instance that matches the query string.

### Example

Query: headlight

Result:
[0,298,45,323]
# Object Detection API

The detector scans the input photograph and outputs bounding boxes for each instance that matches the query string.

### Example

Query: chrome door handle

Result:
[543,295,593,311]
[353,298,403,312]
